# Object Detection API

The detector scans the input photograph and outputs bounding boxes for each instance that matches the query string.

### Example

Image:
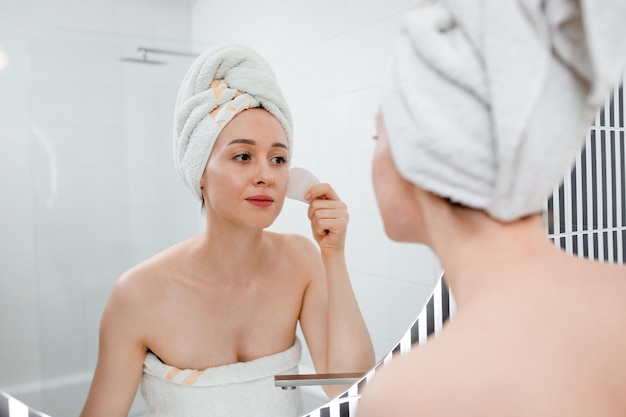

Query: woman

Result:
[80,44,374,417]
[358,1,626,416]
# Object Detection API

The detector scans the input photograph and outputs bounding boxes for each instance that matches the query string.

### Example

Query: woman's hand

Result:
[300,183,375,398]
[306,183,348,257]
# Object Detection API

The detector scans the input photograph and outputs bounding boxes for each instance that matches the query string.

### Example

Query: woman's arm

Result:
[299,183,375,398]
[80,276,147,417]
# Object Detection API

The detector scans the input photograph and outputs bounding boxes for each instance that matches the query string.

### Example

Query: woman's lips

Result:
[245,195,274,207]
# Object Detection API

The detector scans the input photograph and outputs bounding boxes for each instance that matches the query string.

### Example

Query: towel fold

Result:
[141,338,302,417]
[381,0,626,221]
[173,44,293,203]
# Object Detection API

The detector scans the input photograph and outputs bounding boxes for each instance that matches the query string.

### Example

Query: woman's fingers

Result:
[305,183,340,203]
[305,183,348,252]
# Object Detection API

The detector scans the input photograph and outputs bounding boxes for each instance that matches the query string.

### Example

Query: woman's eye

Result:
[271,156,287,165]
[234,153,251,161]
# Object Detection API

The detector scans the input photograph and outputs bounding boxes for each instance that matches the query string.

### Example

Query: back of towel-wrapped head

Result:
[380,0,626,221]
[174,44,293,203]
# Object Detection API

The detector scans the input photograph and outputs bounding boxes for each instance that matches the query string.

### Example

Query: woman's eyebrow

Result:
[227,138,287,149]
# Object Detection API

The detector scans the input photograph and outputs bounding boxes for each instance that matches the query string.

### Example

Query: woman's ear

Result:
[200,169,207,191]
[200,166,211,210]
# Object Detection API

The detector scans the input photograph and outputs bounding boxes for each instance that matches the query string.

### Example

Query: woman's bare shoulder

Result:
[111,237,197,304]
[266,231,319,258]
[358,339,472,417]
[265,232,324,280]
[559,255,626,297]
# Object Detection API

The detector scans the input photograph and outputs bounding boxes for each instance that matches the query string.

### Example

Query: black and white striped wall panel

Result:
[0,390,50,417]
[546,77,625,263]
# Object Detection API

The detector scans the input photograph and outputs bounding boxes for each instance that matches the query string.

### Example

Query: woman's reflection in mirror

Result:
[79,44,374,417]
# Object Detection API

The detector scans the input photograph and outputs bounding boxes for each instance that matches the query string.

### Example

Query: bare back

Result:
[359,254,626,417]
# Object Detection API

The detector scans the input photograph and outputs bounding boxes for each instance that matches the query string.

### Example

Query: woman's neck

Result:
[190,216,270,283]
[425,203,559,306]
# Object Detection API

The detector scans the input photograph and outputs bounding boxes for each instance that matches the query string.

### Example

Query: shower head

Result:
[120,57,165,65]
[120,48,165,65]
[120,46,199,65]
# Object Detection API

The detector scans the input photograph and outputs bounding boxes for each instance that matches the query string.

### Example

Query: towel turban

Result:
[381,0,626,221]
[173,44,293,203]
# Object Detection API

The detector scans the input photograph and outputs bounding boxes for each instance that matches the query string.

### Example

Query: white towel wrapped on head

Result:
[381,0,626,221]
[174,44,293,203]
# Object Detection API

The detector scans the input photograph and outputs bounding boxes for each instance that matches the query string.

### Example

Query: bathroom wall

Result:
[0,1,204,415]
[190,0,444,371]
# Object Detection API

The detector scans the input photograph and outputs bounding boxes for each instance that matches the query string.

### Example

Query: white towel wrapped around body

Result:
[381,0,626,221]
[141,338,303,417]
[174,44,293,203]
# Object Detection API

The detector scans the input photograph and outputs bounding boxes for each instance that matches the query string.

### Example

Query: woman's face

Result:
[372,113,422,242]
[201,108,289,229]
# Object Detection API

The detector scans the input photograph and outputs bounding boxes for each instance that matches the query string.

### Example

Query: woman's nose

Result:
[255,163,274,185]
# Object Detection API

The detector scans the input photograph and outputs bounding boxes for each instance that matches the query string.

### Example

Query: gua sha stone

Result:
[286,167,320,203]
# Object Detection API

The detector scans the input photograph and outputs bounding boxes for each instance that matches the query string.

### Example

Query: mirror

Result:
[0,1,441,416]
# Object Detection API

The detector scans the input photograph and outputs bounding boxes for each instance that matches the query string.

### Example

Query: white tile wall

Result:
[0,256,38,299]
[0,342,42,387]
[0,1,197,415]
[0,81,29,126]
[0,1,28,35]
[191,0,442,368]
